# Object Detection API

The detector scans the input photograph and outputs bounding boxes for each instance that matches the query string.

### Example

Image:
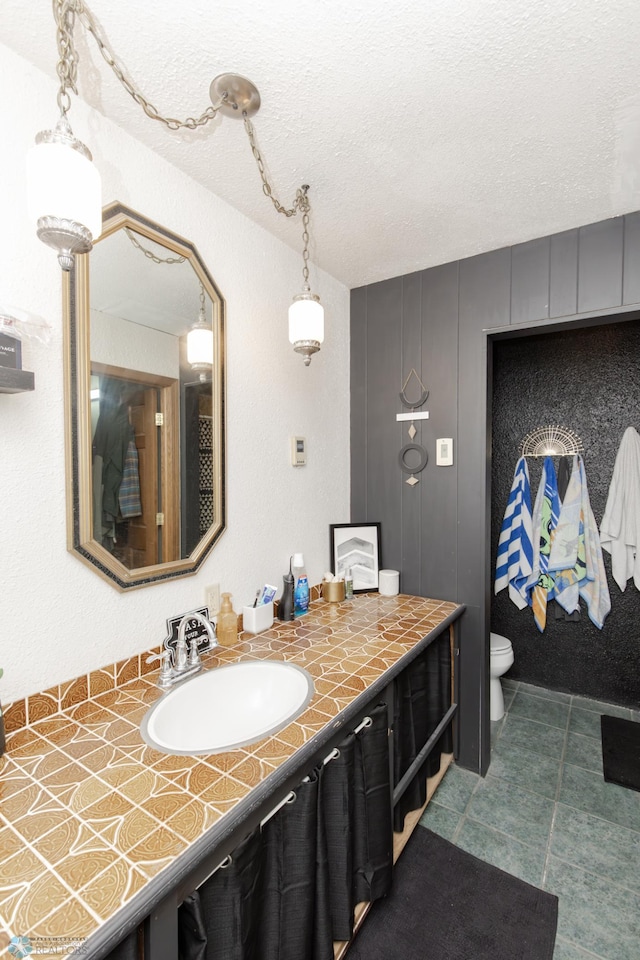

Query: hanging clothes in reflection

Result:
[92,376,142,553]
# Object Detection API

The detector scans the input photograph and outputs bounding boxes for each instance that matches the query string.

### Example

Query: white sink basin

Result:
[141,660,314,755]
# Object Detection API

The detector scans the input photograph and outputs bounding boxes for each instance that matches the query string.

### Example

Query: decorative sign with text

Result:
[163,607,215,658]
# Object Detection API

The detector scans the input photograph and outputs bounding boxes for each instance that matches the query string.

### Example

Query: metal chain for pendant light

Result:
[54,0,79,114]
[242,116,310,220]
[243,114,314,288]
[300,204,311,290]
[52,0,222,130]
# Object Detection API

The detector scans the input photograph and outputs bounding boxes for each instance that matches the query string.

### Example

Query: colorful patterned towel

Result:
[526,456,560,632]
[494,457,534,610]
[549,456,611,629]
[549,455,583,615]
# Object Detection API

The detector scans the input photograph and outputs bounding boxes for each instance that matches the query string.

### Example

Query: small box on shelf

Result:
[0,333,22,370]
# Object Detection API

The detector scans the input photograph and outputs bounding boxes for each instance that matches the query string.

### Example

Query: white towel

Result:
[494,456,533,610]
[600,426,640,591]
[579,457,611,629]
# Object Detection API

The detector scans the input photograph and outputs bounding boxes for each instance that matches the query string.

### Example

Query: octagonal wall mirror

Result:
[64,202,226,590]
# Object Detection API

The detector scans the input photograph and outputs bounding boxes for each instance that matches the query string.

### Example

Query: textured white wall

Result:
[90,310,180,379]
[0,43,350,704]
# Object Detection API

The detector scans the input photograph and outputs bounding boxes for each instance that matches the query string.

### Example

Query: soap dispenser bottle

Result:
[217,593,238,647]
[292,552,310,617]
[278,558,295,622]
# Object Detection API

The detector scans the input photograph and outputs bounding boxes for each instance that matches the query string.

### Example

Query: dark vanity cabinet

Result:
[100,621,459,960]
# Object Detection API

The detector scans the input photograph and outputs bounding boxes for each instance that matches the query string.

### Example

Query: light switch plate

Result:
[436,438,454,466]
[291,436,307,466]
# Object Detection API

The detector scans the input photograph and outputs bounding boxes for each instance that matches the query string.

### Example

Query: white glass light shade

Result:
[187,324,214,367]
[27,139,102,241]
[288,293,324,346]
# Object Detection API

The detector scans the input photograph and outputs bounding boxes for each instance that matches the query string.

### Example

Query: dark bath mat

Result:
[346,827,558,960]
[601,714,640,793]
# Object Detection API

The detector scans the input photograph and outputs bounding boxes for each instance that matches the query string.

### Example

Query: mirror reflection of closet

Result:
[65,202,226,590]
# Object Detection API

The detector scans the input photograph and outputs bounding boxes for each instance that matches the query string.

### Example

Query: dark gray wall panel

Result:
[511,237,550,325]
[549,229,578,318]
[399,272,423,596]
[350,286,368,521]
[577,218,624,313]
[420,262,459,600]
[623,211,640,305]
[366,278,403,570]
[456,249,510,772]
[458,249,511,609]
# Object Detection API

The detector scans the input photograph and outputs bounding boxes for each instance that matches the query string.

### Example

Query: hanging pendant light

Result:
[27,2,102,270]
[187,284,214,380]
[288,187,324,366]
[27,113,102,271]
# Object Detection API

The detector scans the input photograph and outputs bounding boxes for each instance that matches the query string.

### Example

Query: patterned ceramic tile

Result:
[164,800,220,843]
[3,698,26,733]
[79,858,148,921]
[59,675,89,711]
[0,758,37,801]
[115,656,141,686]
[27,688,60,724]
[127,826,186,879]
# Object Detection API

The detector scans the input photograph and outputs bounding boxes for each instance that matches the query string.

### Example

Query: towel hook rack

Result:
[520,425,584,458]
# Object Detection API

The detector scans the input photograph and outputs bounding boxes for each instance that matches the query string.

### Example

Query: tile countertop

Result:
[0,594,462,958]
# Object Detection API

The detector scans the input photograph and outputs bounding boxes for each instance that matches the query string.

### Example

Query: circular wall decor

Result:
[398,443,428,474]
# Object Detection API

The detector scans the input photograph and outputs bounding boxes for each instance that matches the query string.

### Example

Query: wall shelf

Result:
[0,368,34,393]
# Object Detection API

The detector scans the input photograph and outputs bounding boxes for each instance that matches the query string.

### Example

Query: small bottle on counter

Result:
[292,553,310,617]
[344,566,354,600]
[278,558,296,622]
[217,593,238,646]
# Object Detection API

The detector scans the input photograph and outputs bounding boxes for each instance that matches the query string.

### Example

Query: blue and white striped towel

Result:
[494,456,534,609]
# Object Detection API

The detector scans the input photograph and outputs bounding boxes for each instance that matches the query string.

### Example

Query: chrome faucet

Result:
[147,612,218,688]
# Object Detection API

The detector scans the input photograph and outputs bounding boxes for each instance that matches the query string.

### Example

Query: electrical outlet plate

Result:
[205,583,220,617]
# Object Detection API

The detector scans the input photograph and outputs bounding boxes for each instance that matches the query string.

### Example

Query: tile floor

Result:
[420,678,640,960]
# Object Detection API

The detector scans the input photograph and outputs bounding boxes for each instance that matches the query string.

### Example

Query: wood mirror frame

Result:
[63,201,226,590]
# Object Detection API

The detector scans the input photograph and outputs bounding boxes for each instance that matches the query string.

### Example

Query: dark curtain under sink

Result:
[103,632,454,960]
[177,702,392,960]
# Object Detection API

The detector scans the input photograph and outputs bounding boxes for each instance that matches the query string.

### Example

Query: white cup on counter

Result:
[378,569,400,596]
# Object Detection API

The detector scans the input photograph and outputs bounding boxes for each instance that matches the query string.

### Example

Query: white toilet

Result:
[489,632,514,722]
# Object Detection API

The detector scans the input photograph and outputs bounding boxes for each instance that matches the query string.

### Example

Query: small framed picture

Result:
[330,522,382,593]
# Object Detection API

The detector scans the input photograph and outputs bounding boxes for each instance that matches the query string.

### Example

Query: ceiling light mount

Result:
[209,74,261,119]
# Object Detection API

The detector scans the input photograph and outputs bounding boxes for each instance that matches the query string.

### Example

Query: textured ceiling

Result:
[4,0,640,288]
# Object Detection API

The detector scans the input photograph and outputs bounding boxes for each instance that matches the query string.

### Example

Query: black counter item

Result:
[278,558,295,621]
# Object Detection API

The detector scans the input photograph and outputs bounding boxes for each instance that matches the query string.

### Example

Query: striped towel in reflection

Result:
[494,456,534,609]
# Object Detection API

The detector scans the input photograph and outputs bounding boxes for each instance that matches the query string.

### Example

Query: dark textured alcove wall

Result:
[490,318,640,707]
